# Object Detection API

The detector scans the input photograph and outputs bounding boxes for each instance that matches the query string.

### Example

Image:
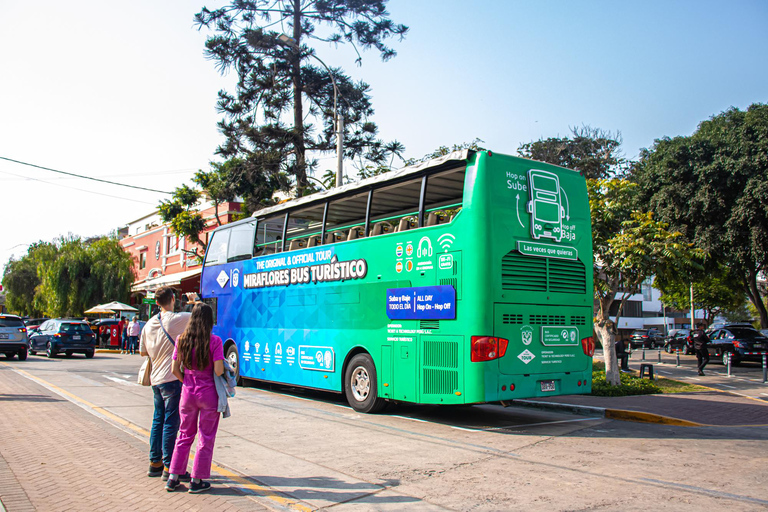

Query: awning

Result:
[131,268,202,292]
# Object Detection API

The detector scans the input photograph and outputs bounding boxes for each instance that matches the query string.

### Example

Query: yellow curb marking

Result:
[2,362,311,512]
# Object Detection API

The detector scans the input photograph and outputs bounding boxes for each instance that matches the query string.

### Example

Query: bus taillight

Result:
[581,336,595,357]
[471,336,509,362]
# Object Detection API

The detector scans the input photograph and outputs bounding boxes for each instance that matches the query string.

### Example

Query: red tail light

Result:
[581,336,595,357]
[732,340,742,348]
[53,333,61,338]
[18,327,26,333]
[471,336,509,362]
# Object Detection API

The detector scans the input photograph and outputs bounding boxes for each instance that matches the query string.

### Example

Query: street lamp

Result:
[277,34,344,188]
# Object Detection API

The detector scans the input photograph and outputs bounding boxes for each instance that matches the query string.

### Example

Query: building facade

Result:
[119,200,241,318]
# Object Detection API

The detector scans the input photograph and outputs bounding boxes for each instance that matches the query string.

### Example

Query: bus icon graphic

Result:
[527,169,566,242]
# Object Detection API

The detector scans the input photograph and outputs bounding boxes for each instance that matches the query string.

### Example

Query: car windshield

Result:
[0,317,24,328]
[60,323,91,333]
[728,328,764,340]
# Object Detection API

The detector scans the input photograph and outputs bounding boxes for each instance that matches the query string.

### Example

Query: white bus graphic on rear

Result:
[527,169,565,242]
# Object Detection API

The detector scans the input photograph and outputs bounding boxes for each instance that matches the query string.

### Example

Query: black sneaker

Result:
[148,464,164,477]
[698,371,705,376]
[188,480,211,494]
[165,478,181,492]
[162,470,191,482]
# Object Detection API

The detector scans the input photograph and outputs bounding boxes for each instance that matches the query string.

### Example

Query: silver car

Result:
[0,314,30,360]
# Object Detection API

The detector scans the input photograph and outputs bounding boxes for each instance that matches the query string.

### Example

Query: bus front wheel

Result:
[226,344,242,385]
[344,354,386,414]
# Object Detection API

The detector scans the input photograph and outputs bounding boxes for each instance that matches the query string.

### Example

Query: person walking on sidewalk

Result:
[127,316,140,355]
[139,286,192,482]
[692,322,710,376]
[118,316,127,354]
[165,303,225,494]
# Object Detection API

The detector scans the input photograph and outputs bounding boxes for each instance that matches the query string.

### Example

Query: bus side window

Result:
[227,222,256,262]
[255,217,286,255]
[285,205,324,252]
[204,229,229,266]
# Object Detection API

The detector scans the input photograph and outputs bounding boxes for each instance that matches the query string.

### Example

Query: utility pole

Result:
[689,282,695,329]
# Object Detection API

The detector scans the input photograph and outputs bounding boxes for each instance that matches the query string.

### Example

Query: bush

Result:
[591,369,662,397]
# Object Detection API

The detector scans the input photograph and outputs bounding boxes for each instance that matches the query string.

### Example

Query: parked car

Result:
[23,317,49,331]
[91,318,121,347]
[28,319,97,358]
[664,329,692,354]
[0,314,29,360]
[705,325,768,366]
[629,328,664,349]
[760,329,768,338]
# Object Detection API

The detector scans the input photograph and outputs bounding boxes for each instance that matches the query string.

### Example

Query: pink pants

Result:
[168,371,221,479]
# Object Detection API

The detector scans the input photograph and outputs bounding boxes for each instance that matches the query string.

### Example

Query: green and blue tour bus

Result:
[200,150,594,412]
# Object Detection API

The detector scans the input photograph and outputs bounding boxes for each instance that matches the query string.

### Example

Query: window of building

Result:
[139,252,147,269]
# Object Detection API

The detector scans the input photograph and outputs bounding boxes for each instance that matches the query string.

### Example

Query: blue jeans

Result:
[149,380,182,468]
[128,336,138,354]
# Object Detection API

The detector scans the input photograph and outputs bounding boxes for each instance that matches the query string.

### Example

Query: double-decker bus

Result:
[200,150,594,413]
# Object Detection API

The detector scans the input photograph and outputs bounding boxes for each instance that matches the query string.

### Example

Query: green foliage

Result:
[591,368,662,396]
[3,236,134,318]
[632,103,768,327]
[655,262,747,323]
[195,0,407,197]
[518,126,626,179]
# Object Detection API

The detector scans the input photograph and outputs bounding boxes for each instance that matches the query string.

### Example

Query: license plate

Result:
[73,335,81,340]
[755,344,764,349]
[540,380,556,392]
[0,333,8,339]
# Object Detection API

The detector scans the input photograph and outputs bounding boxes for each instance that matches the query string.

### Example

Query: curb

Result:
[514,399,703,427]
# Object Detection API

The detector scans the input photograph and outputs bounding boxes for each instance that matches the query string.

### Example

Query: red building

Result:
[119,200,241,317]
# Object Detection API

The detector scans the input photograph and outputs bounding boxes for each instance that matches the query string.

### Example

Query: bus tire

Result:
[225,344,241,385]
[344,353,386,414]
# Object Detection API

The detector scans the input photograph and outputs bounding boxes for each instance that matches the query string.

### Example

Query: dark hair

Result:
[177,303,213,370]
[155,287,175,308]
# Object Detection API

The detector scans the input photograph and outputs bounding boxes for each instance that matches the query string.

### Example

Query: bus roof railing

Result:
[249,149,473,221]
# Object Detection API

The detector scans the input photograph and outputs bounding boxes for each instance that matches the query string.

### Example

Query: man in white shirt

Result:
[139,286,191,481]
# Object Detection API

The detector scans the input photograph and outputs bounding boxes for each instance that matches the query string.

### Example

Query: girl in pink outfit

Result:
[165,303,224,494]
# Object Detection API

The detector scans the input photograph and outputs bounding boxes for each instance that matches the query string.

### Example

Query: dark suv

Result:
[0,314,30,360]
[664,329,692,354]
[706,325,768,366]
[629,328,664,349]
[29,319,97,358]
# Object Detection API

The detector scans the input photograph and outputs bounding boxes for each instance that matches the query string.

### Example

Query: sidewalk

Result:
[0,366,268,512]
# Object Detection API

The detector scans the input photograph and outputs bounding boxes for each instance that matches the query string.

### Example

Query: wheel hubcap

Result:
[350,366,370,402]
[228,351,237,371]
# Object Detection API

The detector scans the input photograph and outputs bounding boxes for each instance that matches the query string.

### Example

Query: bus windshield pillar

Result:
[364,190,373,237]
[418,175,428,227]
[320,202,329,244]
[281,212,289,252]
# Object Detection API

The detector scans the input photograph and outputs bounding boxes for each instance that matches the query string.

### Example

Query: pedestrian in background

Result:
[127,316,140,355]
[139,287,192,482]
[692,322,710,376]
[118,316,127,354]
[165,303,224,494]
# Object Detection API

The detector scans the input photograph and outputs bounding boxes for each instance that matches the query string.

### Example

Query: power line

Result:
[0,168,157,206]
[0,156,173,194]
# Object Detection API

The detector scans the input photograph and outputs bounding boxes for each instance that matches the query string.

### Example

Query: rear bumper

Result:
[0,343,28,352]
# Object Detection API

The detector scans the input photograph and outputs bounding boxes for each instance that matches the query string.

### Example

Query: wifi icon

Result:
[437,234,455,252]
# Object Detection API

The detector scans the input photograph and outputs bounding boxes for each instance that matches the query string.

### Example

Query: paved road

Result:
[2,353,768,511]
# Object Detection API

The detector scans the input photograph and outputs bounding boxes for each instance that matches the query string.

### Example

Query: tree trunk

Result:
[744,267,768,328]
[291,2,308,195]
[595,291,620,386]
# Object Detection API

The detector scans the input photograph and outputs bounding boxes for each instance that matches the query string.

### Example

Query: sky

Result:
[1,0,767,273]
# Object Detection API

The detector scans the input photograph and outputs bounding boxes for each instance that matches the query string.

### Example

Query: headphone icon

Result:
[417,236,433,258]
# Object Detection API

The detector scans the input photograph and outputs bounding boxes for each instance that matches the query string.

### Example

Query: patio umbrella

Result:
[84,305,116,314]
[100,301,138,312]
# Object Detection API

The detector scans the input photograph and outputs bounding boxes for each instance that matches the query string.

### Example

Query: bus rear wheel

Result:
[344,354,386,414]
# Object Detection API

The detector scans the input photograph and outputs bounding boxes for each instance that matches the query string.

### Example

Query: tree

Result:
[589,180,698,384]
[3,235,134,318]
[195,0,408,197]
[518,126,627,179]
[632,104,768,327]
[2,242,59,317]
[654,263,746,325]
